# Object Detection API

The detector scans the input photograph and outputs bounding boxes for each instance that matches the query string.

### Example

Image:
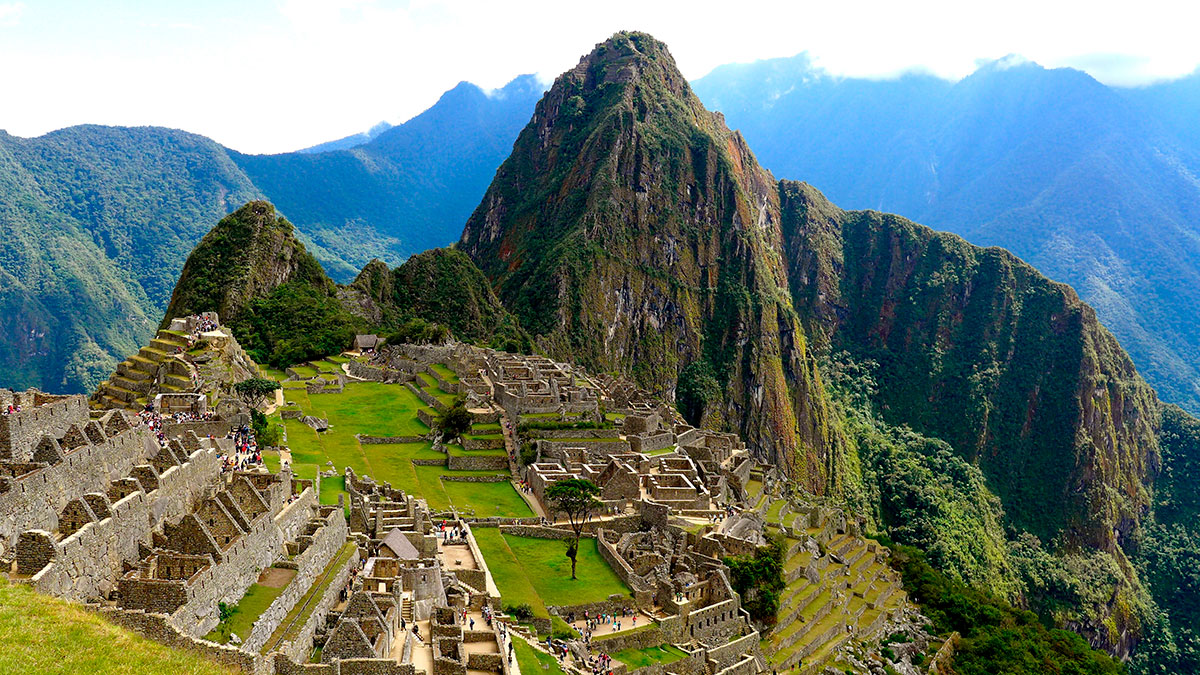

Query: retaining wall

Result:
[244,508,349,653]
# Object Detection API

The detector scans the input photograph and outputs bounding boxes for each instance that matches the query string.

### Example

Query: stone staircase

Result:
[93,330,192,410]
[759,495,907,674]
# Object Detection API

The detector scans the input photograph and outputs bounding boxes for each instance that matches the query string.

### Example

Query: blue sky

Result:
[2,0,1197,154]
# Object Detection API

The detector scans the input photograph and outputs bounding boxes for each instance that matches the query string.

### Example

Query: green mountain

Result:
[460,31,1199,666]
[0,76,542,396]
[459,32,842,486]
[0,126,259,394]
[157,201,524,369]
[691,55,1200,416]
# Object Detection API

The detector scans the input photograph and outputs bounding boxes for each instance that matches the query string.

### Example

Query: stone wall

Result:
[92,605,272,675]
[0,423,159,549]
[28,442,220,601]
[522,428,621,440]
[277,547,361,663]
[535,439,631,455]
[0,395,89,461]
[358,435,426,444]
[592,626,666,653]
[462,436,504,451]
[446,454,508,471]
[441,474,509,483]
[244,508,348,653]
[628,433,674,455]
[163,421,234,440]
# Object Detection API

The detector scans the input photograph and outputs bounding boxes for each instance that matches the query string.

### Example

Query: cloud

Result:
[0,2,24,26]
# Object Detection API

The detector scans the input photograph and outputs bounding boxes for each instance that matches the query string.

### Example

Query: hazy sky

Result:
[2,0,1197,154]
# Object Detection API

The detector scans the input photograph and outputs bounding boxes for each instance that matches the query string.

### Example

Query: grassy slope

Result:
[0,578,238,675]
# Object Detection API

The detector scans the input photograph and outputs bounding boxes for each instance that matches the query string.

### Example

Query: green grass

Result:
[513,638,568,675]
[0,578,239,674]
[280,381,530,518]
[472,422,502,432]
[289,365,320,377]
[319,475,347,508]
[205,576,289,644]
[442,479,532,517]
[473,530,629,616]
[612,644,688,668]
[262,450,281,473]
[416,372,436,387]
[447,443,506,457]
[423,385,457,407]
[431,363,460,383]
[326,354,351,364]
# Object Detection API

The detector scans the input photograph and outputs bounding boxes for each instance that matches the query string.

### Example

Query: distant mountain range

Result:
[3,52,1200,419]
[0,75,543,394]
[692,56,1200,414]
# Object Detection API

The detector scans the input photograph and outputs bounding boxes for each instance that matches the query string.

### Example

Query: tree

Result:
[544,478,602,579]
[233,377,281,410]
[438,396,473,442]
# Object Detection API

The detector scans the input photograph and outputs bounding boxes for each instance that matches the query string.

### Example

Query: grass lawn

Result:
[0,578,239,674]
[279,382,530,519]
[612,644,688,668]
[416,372,436,387]
[262,450,281,473]
[314,360,340,373]
[319,475,347,508]
[442,479,533,518]
[473,531,628,615]
[513,638,568,675]
[289,365,320,377]
[431,363,460,384]
[472,422,502,432]
[326,354,351,364]
[205,575,290,644]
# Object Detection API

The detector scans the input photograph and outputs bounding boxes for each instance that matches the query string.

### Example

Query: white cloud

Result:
[0,2,24,26]
[0,0,1198,153]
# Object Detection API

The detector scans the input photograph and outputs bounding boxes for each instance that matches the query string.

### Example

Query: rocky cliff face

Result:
[778,181,1161,551]
[161,201,333,327]
[459,32,842,485]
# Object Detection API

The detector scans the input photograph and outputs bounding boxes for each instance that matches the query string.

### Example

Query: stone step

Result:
[149,338,185,354]
[156,329,190,344]
[800,632,851,675]
[117,361,155,381]
[139,346,168,363]
[831,535,857,559]
[162,373,192,389]
[843,542,868,568]
[103,382,140,403]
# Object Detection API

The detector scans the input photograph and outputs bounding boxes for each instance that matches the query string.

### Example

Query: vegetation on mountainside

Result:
[824,351,1152,651]
[350,248,531,352]
[723,534,786,624]
[0,126,260,395]
[1127,405,1200,673]
[888,543,1125,675]
[232,281,362,368]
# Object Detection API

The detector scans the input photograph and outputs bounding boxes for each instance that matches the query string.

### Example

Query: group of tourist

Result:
[437,520,467,542]
[221,424,264,473]
[2,403,21,415]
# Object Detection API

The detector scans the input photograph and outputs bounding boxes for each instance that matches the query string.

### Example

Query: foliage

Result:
[504,604,535,622]
[676,360,720,426]
[519,442,538,466]
[234,378,280,409]
[544,479,602,579]
[438,396,473,443]
[889,545,1125,675]
[385,318,449,346]
[355,248,531,352]
[723,534,786,624]
[232,281,362,369]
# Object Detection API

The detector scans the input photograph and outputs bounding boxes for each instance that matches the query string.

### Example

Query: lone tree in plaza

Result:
[233,377,281,410]
[545,478,602,579]
[438,396,473,443]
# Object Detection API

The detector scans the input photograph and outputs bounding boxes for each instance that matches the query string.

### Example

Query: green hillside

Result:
[0,578,238,675]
